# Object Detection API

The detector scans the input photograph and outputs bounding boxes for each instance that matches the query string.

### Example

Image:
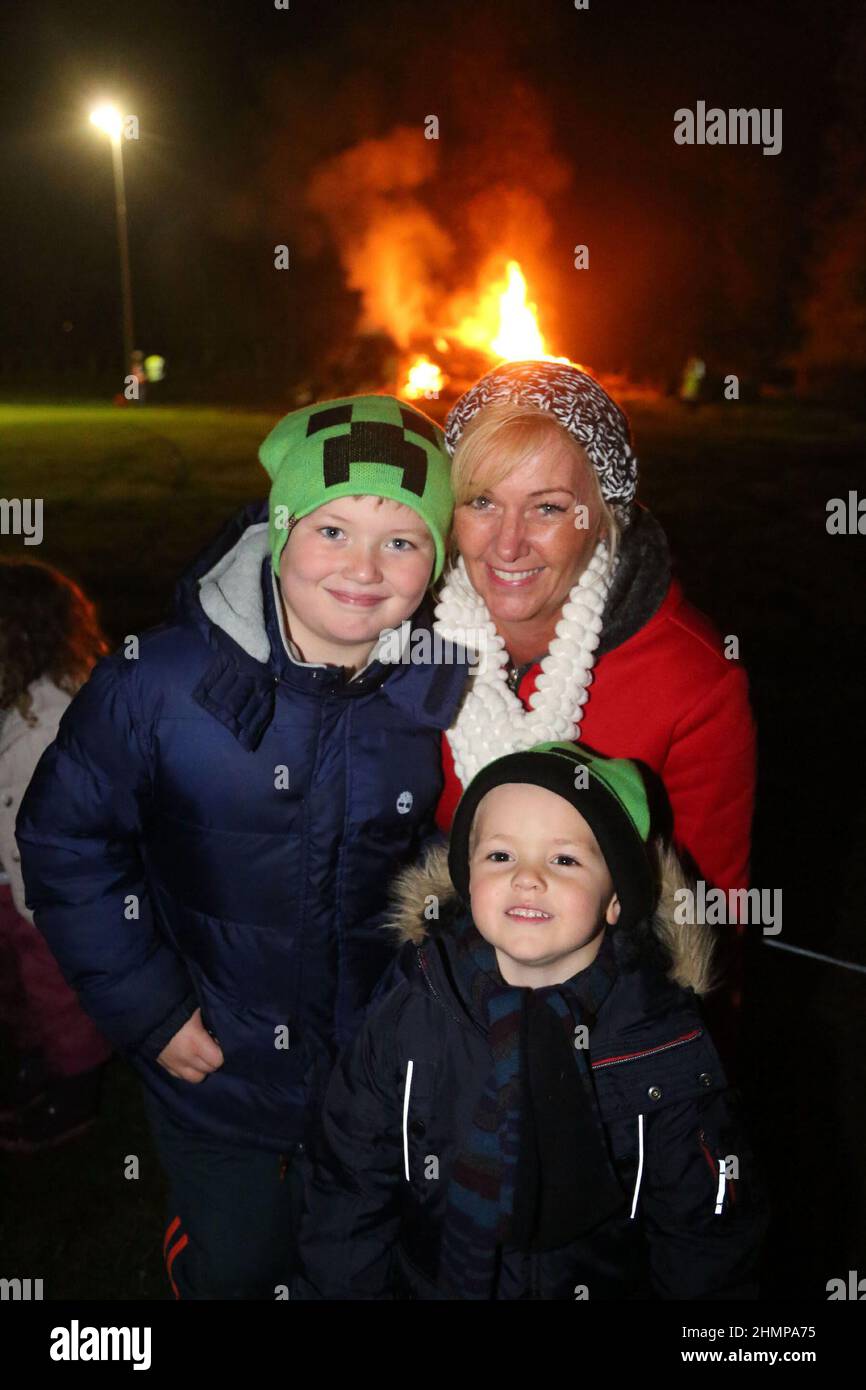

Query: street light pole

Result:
[110,133,134,375]
[90,105,135,378]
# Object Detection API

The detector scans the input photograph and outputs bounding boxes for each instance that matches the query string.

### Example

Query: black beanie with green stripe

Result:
[448,741,656,929]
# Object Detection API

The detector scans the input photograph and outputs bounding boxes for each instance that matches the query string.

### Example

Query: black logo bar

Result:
[322,421,427,496]
[306,404,353,436]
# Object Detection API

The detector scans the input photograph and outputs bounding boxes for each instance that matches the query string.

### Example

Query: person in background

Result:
[0,559,113,1151]
[679,355,707,407]
[144,354,166,402]
[128,349,147,404]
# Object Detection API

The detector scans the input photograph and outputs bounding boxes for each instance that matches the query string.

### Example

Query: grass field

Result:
[1,398,865,1299]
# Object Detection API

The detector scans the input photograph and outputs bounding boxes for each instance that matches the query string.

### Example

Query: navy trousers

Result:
[143,1089,306,1300]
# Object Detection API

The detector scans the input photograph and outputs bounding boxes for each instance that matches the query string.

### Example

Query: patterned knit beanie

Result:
[444,360,639,529]
[259,395,455,581]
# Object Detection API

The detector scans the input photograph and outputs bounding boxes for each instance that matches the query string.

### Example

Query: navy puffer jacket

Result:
[296,843,769,1299]
[16,501,470,1150]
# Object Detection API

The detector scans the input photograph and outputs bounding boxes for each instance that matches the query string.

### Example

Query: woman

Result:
[431,361,756,1036]
[0,559,113,1151]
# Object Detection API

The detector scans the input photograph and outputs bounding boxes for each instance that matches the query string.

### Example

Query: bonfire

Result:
[401,260,576,404]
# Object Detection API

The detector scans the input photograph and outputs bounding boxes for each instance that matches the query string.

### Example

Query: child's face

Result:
[278,496,436,667]
[468,783,621,988]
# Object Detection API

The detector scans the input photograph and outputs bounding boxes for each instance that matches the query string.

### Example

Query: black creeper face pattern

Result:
[305,403,440,497]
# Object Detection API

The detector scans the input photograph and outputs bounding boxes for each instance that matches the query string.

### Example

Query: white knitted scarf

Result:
[432,542,616,787]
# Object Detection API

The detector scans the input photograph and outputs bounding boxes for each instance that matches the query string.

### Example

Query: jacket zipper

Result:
[590,1027,703,1070]
[698,1129,717,1179]
[417,947,484,1034]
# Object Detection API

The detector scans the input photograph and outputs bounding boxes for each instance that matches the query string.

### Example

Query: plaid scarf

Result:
[438,912,625,1299]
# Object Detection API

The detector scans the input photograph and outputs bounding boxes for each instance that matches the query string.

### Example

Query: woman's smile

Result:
[486,563,545,588]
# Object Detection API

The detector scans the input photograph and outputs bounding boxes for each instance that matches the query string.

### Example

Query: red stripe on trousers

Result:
[163,1215,182,1256]
[165,1231,189,1300]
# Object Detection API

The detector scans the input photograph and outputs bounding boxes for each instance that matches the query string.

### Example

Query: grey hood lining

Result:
[197,524,276,664]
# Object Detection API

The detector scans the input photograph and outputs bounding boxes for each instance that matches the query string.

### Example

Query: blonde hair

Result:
[444,403,620,579]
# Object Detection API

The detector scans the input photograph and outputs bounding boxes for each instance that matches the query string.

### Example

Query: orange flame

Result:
[403,355,444,400]
[399,259,570,398]
[451,260,568,363]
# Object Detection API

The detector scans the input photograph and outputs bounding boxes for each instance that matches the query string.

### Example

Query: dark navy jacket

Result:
[296,845,770,1299]
[16,501,469,1150]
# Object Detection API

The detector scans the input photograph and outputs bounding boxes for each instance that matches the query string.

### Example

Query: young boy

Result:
[295,740,769,1300]
[16,394,470,1299]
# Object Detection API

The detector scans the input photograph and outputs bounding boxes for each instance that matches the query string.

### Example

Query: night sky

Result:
[1,0,862,392]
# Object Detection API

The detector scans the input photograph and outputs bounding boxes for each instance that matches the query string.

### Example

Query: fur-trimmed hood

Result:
[384,840,718,997]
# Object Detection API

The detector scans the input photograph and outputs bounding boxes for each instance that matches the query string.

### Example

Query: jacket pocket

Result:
[194,970,305,1089]
[697,1126,738,1214]
[591,1025,723,1122]
[693,1087,767,1221]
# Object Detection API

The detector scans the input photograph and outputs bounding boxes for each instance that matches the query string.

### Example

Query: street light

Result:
[89,103,134,377]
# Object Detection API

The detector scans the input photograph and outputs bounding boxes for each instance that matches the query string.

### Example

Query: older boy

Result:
[17,395,470,1298]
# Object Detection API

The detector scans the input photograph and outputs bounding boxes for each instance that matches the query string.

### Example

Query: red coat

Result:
[435,577,756,895]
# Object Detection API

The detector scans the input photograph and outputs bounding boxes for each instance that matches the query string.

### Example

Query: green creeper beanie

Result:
[447,740,656,927]
[258,394,454,582]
